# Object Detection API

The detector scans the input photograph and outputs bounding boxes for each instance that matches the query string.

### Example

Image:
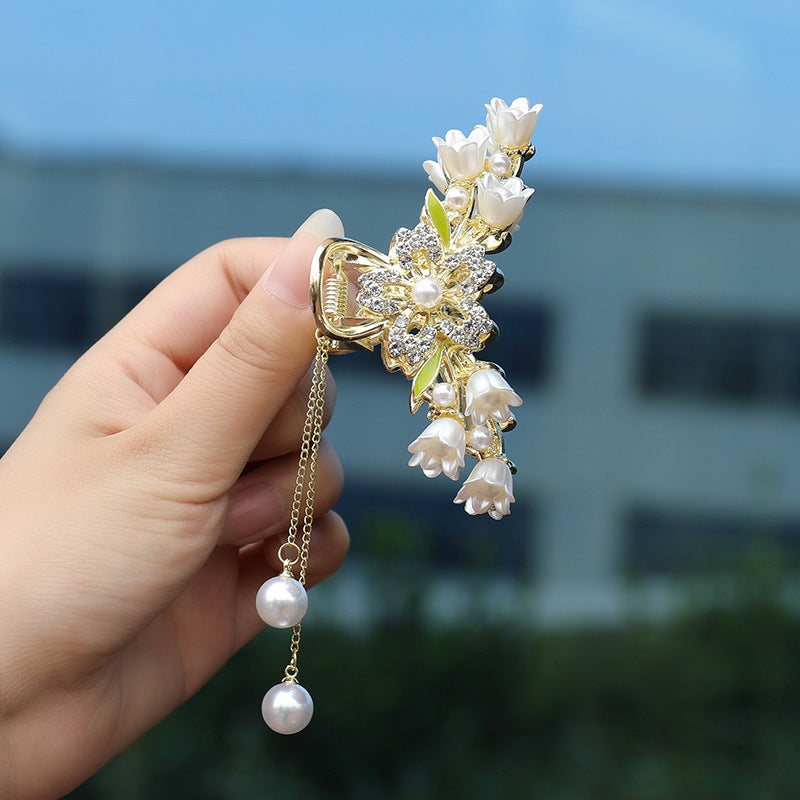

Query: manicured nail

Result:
[265,209,345,307]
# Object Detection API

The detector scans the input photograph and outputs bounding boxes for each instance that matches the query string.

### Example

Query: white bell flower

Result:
[454,457,515,520]
[485,97,542,150]
[464,367,522,426]
[475,173,534,231]
[423,156,448,194]
[432,125,490,181]
[407,417,466,480]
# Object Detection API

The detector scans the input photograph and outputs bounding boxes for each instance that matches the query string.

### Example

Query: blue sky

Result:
[1,0,799,189]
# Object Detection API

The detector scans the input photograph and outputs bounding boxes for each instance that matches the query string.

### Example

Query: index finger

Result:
[110,236,289,376]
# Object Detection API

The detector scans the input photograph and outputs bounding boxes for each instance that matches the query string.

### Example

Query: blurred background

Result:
[2,0,800,797]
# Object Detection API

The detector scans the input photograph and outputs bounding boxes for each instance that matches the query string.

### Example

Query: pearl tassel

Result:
[261,682,314,736]
[257,334,330,734]
[256,570,308,629]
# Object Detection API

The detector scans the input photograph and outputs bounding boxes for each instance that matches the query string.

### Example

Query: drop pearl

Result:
[488,152,512,177]
[431,382,457,407]
[255,574,308,629]
[445,185,470,212]
[411,277,443,309]
[468,425,494,452]
[262,682,314,735]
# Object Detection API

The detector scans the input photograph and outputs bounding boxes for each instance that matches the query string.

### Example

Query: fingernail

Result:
[265,209,345,308]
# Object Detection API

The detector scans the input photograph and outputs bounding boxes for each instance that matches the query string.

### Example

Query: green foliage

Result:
[66,569,800,800]
[412,344,443,401]
[425,189,450,248]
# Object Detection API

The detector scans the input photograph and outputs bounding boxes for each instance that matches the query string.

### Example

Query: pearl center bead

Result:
[411,277,443,309]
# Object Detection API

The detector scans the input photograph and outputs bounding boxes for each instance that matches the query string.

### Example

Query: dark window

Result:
[485,300,554,386]
[336,482,534,575]
[637,312,800,408]
[0,269,165,351]
[122,275,160,311]
[626,506,800,576]
[0,270,93,350]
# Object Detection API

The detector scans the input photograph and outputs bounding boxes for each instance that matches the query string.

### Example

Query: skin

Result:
[0,210,350,799]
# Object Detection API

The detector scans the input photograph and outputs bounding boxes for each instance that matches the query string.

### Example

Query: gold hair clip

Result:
[257,97,542,734]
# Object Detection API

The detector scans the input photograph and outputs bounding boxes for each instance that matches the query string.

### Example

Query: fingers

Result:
[248,364,337,462]
[136,209,344,493]
[221,438,344,546]
[112,237,290,377]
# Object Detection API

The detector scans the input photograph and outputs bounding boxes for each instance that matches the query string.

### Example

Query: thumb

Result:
[142,208,344,489]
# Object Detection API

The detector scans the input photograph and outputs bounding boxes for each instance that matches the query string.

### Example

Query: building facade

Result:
[2,153,799,622]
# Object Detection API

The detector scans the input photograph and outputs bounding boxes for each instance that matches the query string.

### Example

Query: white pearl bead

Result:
[255,574,308,628]
[411,277,443,309]
[468,425,494,451]
[488,152,512,177]
[262,682,314,735]
[445,185,470,212]
[430,382,457,407]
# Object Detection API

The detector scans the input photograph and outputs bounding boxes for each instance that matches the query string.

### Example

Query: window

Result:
[485,300,554,386]
[0,269,165,351]
[0,270,93,350]
[334,300,554,388]
[637,313,800,408]
[335,482,534,575]
[123,275,160,310]
[625,506,800,576]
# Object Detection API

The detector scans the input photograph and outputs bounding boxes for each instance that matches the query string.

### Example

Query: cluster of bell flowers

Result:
[407,367,522,520]
[423,97,541,231]
[405,98,540,519]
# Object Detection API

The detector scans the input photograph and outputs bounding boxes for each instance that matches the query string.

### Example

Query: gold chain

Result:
[282,332,330,682]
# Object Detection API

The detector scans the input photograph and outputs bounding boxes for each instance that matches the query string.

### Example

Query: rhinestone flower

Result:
[356,222,495,373]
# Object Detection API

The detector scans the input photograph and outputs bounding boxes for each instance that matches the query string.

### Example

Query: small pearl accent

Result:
[262,682,314,734]
[445,185,470,212]
[256,574,308,628]
[468,425,494,451]
[411,277,443,309]
[431,382,457,407]
[488,152,512,177]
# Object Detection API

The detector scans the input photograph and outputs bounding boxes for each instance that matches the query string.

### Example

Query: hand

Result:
[0,210,350,799]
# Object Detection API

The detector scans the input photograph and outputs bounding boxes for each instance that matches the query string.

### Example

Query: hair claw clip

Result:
[258,97,542,734]
[312,96,542,519]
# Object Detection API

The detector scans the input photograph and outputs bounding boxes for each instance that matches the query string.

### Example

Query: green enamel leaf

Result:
[413,343,444,401]
[426,189,450,249]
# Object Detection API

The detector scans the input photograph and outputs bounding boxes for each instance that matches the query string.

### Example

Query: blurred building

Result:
[1,153,799,622]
